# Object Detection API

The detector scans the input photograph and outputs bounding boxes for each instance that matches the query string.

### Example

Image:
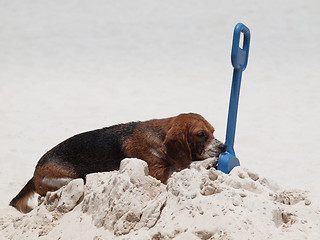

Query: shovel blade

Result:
[218,152,240,174]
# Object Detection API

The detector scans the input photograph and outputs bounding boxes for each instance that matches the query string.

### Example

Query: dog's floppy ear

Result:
[163,126,192,169]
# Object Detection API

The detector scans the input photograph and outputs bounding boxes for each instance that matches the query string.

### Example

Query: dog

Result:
[10,113,226,213]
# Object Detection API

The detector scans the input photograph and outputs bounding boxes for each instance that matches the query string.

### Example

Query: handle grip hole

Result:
[239,32,244,49]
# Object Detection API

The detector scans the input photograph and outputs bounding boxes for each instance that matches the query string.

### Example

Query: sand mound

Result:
[1,158,319,239]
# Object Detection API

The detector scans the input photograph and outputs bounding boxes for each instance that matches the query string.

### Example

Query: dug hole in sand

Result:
[1,158,319,240]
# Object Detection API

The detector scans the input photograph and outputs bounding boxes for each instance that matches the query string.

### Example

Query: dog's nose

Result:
[219,144,227,153]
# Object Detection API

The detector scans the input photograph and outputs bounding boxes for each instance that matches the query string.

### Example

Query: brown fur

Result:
[9,178,35,213]
[33,162,77,195]
[124,113,216,182]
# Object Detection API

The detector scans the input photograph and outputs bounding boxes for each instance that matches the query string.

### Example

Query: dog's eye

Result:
[197,132,206,138]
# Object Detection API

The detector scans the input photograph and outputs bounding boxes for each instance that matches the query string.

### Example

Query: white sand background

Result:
[0,0,320,239]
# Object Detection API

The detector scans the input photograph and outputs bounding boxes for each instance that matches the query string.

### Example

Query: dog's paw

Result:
[191,158,218,170]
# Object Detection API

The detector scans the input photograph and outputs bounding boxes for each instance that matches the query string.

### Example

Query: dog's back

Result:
[36,121,141,178]
[10,121,140,213]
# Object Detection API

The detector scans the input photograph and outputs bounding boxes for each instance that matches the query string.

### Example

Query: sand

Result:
[1,159,319,239]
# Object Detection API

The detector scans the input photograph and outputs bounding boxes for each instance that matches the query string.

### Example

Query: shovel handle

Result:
[225,23,250,155]
[231,23,250,71]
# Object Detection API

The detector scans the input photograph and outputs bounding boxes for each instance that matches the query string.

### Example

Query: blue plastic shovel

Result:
[218,23,250,174]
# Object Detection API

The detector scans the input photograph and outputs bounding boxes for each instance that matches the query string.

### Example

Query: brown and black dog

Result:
[10,113,226,213]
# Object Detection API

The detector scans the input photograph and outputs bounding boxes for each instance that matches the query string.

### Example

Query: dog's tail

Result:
[9,178,35,213]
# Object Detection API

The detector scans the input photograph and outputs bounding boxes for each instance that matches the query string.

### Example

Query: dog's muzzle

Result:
[204,138,227,158]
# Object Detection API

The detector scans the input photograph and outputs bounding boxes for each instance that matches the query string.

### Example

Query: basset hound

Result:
[10,113,226,213]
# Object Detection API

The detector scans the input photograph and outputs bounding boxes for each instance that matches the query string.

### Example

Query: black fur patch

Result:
[37,122,141,178]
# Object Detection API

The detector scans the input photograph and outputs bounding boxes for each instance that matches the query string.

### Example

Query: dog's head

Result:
[163,113,226,171]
